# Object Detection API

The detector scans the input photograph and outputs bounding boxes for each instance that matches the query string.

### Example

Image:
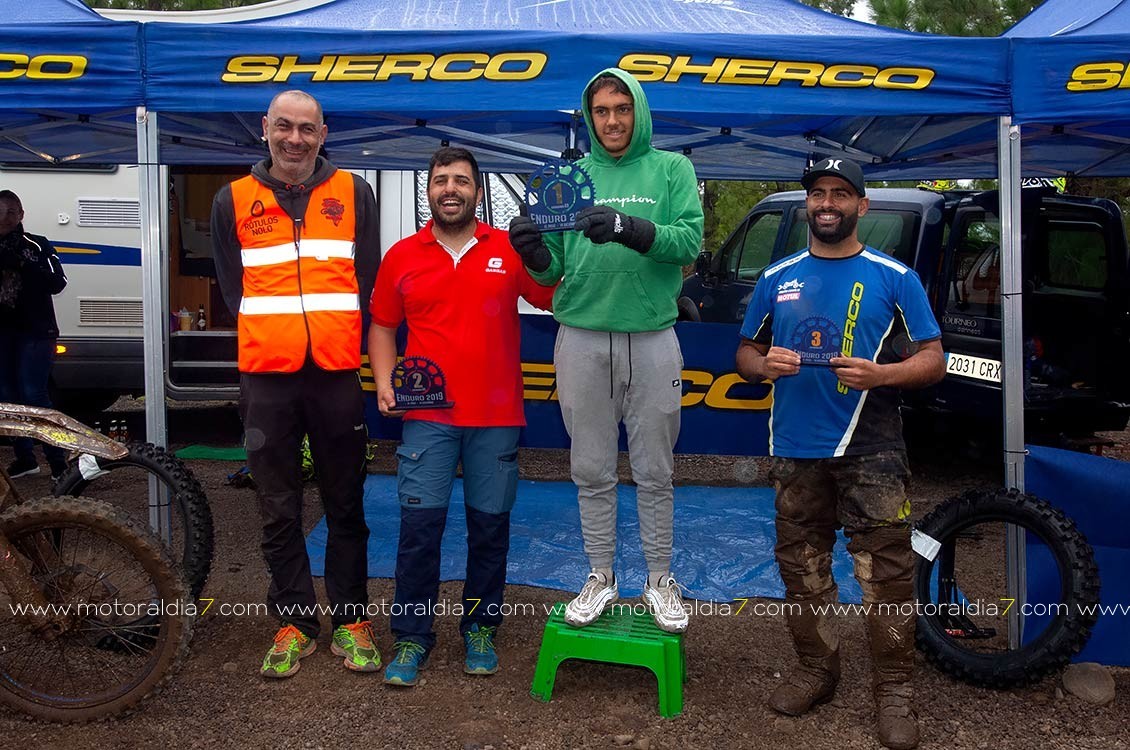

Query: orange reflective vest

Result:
[231,170,361,373]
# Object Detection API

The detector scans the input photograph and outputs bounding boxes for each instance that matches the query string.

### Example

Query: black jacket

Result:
[0,227,67,337]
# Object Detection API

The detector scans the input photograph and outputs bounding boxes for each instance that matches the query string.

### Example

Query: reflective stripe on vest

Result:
[239,293,360,315]
[231,170,361,373]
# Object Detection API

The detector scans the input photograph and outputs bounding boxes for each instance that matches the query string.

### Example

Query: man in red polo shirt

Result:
[368,147,555,686]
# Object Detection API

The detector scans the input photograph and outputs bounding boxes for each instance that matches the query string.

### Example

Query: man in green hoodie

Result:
[508,68,704,633]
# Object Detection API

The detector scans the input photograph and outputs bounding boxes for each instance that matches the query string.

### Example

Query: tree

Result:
[868,0,1042,35]
[800,0,858,17]
[701,181,797,256]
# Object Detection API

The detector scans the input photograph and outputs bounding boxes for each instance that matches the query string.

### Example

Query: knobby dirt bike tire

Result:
[913,487,1100,688]
[0,498,192,722]
[54,441,214,599]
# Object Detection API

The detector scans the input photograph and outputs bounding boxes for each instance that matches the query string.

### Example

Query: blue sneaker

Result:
[384,641,428,686]
[463,624,499,675]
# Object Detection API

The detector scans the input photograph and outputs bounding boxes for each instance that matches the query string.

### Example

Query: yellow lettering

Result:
[704,373,772,411]
[617,53,671,82]
[766,61,824,87]
[375,54,436,81]
[433,52,489,81]
[0,53,28,79]
[276,54,337,82]
[680,369,714,407]
[873,67,933,90]
[522,362,558,401]
[820,64,877,88]
[718,58,772,85]
[25,54,84,80]
[664,55,729,84]
[329,55,383,82]
[1067,62,1124,91]
[222,55,279,83]
[484,52,546,81]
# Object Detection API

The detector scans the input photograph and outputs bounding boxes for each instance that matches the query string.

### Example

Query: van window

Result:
[731,211,780,281]
[784,208,920,264]
[1046,221,1107,289]
[947,218,1001,318]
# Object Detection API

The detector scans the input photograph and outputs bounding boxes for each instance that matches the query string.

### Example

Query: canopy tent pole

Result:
[136,106,173,542]
[998,115,1025,649]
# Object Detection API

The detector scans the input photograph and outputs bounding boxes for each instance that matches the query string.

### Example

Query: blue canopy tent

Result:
[137,0,1012,179]
[0,0,142,165]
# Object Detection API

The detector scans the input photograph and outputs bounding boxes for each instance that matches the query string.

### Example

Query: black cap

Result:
[802,157,866,197]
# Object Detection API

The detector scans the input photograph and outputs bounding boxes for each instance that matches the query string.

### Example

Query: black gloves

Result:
[508,215,551,273]
[574,205,656,254]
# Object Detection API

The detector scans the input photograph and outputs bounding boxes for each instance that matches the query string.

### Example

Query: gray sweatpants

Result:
[554,324,683,574]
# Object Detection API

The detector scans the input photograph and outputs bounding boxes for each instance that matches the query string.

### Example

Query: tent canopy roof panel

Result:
[136,0,1010,179]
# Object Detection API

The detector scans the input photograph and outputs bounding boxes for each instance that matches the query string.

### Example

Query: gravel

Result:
[1,427,1127,748]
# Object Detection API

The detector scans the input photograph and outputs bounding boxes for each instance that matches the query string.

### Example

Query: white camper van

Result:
[0,163,522,413]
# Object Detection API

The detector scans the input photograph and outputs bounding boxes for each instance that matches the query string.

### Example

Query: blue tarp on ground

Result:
[307,474,863,604]
[1025,444,1130,666]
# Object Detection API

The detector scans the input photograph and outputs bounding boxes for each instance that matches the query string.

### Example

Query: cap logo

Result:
[823,159,842,171]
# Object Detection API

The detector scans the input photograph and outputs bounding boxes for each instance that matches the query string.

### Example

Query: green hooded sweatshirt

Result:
[531,68,704,332]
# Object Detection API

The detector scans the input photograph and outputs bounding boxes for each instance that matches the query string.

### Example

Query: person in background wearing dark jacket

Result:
[211,90,380,679]
[0,189,69,480]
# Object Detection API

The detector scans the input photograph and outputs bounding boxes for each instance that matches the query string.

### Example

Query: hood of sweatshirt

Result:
[581,67,653,167]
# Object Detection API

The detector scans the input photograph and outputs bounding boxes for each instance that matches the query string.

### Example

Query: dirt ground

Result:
[1,426,1128,749]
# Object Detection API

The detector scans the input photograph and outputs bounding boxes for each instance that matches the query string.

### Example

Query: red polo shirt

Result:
[370,220,556,427]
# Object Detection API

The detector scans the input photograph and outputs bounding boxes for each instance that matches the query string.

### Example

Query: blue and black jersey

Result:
[740,246,940,458]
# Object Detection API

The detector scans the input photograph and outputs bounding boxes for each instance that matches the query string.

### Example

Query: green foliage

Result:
[799,0,858,17]
[701,181,799,255]
[1066,177,1130,240]
[867,0,1044,35]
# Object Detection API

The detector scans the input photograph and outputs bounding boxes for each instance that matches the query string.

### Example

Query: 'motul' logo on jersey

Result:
[776,278,805,303]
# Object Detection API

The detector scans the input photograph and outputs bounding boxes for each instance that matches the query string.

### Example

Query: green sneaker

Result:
[331,619,381,672]
[260,624,316,679]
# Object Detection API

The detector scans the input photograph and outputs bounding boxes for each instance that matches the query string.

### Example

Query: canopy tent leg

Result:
[998,115,1026,650]
[136,106,173,544]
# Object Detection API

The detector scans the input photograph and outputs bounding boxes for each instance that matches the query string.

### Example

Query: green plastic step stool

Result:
[530,602,687,718]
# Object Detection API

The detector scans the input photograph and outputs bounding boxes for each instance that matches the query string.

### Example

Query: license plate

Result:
[945,352,1001,383]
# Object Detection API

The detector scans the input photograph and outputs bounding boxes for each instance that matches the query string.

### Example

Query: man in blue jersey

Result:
[736,158,944,750]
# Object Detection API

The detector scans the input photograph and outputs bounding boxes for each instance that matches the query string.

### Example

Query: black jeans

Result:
[239,365,370,637]
[0,331,68,471]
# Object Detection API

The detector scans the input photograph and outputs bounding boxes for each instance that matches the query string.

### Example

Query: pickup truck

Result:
[678,187,1130,442]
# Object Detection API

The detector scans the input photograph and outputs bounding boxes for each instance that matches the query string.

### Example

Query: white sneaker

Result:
[564,572,618,627]
[643,575,689,633]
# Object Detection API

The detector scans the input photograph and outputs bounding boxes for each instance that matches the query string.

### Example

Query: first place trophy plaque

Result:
[524,161,596,232]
